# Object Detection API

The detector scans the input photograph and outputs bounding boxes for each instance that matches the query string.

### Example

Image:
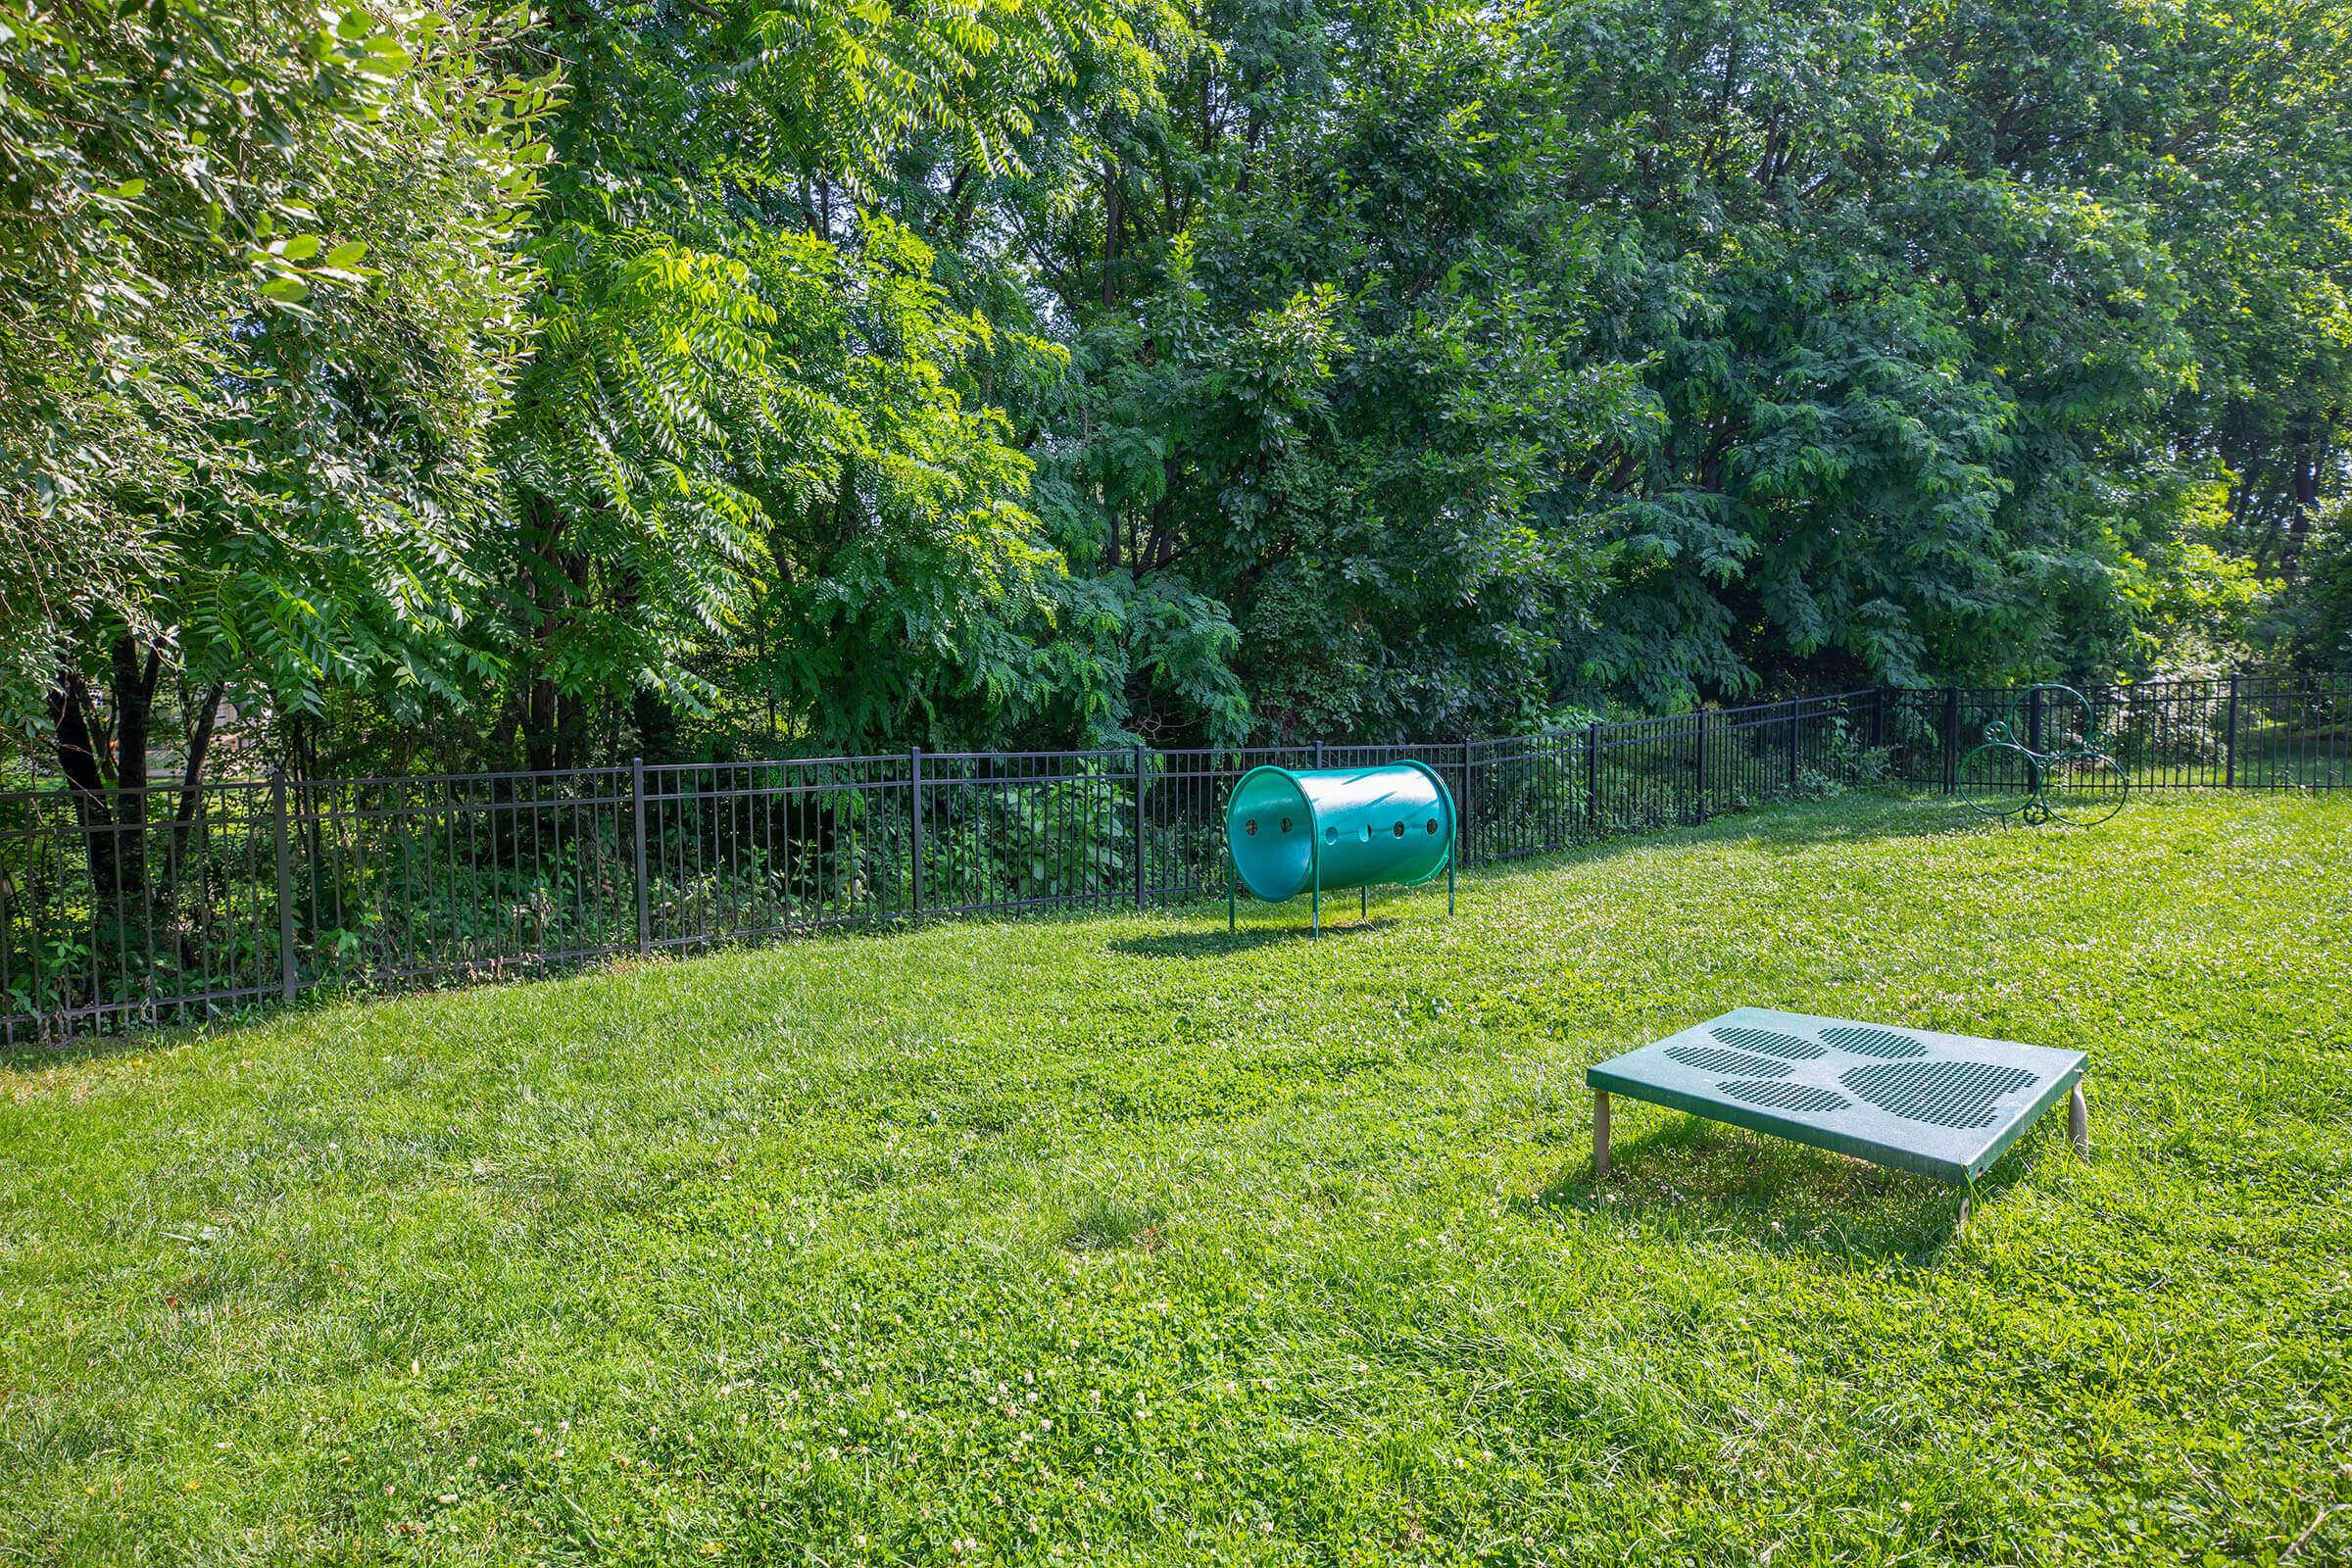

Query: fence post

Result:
[2225,672,2240,789]
[1871,686,1886,752]
[2028,685,2045,754]
[1133,742,1146,910]
[1694,712,1709,824]
[270,769,296,1004]
[1942,688,1960,794]
[908,747,924,918]
[1314,740,1325,769]
[630,757,650,956]
[1586,721,1600,831]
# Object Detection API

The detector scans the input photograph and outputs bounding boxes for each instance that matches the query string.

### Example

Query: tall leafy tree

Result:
[0,0,554,888]
[483,0,1211,760]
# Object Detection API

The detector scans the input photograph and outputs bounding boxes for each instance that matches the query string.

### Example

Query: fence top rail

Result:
[0,776,278,808]
[906,747,1138,764]
[644,748,1139,769]
[643,754,909,774]
[289,764,633,790]
[1890,673,2352,697]
[0,767,637,811]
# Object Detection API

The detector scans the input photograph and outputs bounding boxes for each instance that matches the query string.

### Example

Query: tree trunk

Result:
[49,667,118,896]
[46,637,161,905]
[2280,440,2320,567]
[170,681,226,867]
[1102,161,1123,308]
[109,634,158,899]
[526,673,560,774]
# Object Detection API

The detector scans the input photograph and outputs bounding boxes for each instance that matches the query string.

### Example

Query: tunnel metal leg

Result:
[1360,884,1367,922]
[1310,857,1321,937]
[1446,854,1455,916]
[1592,1090,1610,1178]
[1227,858,1236,933]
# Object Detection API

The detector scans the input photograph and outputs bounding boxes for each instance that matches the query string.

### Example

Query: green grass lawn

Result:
[4,791,2349,1566]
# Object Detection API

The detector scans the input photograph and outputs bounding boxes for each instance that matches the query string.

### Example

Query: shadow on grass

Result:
[1,1002,293,1070]
[1517,1112,2049,1266]
[1111,914,1406,957]
[1110,793,1980,963]
[0,793,1997,1064]
[1577,788,1989,862]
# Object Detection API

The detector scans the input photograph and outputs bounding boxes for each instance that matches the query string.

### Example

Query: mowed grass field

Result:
[3,792,2348,1567]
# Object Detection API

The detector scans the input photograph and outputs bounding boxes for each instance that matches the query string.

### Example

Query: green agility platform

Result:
[1587,1007,2087,1187]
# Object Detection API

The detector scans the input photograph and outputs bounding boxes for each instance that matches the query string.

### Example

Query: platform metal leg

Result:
[1227,859,1236,933]
[1592,1089,1610,1179]
[2069,1082,2088,1156]
[1446,855,1455,916]
[1310,858,1321,937]
[1360,884,1367,921]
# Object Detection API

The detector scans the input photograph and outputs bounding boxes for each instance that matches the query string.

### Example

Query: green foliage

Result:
[469,0,1208,760]
[0,0,556,723]
[4,0,2347,769]
[1008,0,2351,737]
[2264,499,2352,673]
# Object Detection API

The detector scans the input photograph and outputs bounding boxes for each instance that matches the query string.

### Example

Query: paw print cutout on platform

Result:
[1665,1044,1793,1078]
[1708,1024,1826,1060]
[1701,1019,2036,1131]
[1837,1058,2037,1130]
[1818,1023,1929,1058]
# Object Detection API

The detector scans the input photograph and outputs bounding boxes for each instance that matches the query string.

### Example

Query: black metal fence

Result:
[1882,672,2352,793]
[3,676,2341,1043]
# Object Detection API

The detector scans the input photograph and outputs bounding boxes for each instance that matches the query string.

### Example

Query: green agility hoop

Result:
[1957,684,2129,826]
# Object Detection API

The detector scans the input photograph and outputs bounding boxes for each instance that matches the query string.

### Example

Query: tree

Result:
[0,0,554,890]
[476,0,1214,760]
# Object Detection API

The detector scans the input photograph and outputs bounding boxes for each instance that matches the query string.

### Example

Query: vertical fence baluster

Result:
[1787,698,1801,794]
[631,757,650,956]
[1942,689,1961,794]
[1587,721,1600,834]
[2225,671,2239,789]
[271,770,295,1004]
[1694,712,1709,825]
[908,747,924,920]
[1460,739,1473,866]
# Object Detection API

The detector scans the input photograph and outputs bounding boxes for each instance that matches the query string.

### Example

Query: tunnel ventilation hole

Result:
[1393,821,1406,837]
[1244,819,1257,836]
[1280,816,1292,833]
[1426,818,1439,834]
[1324,826,1338,844]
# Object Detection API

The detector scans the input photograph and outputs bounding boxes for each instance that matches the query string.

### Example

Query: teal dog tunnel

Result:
[1224,762,1457,934]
